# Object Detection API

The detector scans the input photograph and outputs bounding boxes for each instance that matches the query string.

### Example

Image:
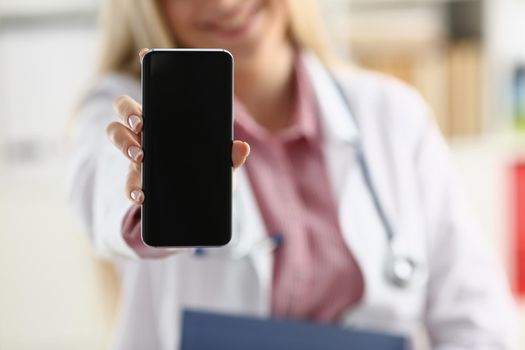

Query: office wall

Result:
[0,4,119,349]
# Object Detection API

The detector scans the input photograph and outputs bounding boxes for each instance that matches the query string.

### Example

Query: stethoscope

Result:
[329,74,425,289]
[195,73,422,290]
[351,140,418,289]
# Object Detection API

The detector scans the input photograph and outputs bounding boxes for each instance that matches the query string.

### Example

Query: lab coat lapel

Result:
[302,53,391,308]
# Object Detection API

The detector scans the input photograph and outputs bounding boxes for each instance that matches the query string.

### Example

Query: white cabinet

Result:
[0,4,97,179]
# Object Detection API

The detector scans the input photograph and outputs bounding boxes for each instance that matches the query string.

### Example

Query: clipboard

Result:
[181,309,407,350]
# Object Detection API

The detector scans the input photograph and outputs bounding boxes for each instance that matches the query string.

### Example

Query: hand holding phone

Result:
[106,49,250,249]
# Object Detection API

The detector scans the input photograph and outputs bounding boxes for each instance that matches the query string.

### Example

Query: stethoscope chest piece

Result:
[384,249,418,289]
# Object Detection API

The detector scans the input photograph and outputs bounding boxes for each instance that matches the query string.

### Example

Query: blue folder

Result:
[181,309,407,350]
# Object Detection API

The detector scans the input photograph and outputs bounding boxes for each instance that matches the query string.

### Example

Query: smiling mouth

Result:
[202,1,262,38]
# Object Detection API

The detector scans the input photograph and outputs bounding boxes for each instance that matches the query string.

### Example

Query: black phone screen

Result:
[141,49,233,247]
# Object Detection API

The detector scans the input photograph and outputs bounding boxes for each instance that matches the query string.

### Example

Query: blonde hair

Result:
[96,0,333,78]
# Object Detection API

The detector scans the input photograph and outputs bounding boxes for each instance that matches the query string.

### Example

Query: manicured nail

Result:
[127,146,143,161]
[139,48,149,62]
[130,190,144,203]
[128,114,142,131]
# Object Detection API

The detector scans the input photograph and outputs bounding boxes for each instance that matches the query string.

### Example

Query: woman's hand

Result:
[106,95,250,204]
[106,51,250,205]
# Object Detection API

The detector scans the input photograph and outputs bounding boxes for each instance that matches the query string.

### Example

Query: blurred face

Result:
[162,0,291,62]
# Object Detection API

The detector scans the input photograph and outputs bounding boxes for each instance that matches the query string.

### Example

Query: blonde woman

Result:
[68,0,516,349]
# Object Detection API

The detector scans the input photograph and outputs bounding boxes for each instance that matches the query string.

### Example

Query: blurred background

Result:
[0,0,524,348]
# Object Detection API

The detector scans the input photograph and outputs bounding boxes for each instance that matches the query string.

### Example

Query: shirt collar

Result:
[234,52,320,144]
[234,51,361,147]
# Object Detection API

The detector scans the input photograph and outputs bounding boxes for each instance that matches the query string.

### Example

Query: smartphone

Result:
[141,49,233,247]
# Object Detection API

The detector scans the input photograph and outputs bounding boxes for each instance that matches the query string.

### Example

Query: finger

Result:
[139,48,150,60]
[106,121,143,163]
[127,162,144,204]
[232,140,250,169]
[113,95,143,133]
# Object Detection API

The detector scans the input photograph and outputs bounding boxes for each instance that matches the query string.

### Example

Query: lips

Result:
[200,1,262,39]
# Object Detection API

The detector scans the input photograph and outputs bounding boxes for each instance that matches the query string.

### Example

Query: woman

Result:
[68,0,516,349]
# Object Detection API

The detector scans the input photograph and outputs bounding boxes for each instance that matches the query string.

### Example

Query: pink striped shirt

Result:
[121,53,364,322]
[234,54,364,323]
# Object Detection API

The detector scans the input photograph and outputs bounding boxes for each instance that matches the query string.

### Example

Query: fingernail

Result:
[130,190,144,203]
[244,142,251,156]
[127,146,143,161]
[128,114,142,131]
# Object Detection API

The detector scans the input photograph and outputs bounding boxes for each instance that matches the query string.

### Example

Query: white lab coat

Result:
[67,53,517,350]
